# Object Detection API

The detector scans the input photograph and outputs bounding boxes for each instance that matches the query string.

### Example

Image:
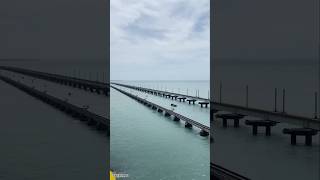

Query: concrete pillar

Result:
[185,122,192,128]
[223,118,227,127]
[291,135,296,145]
[200,130,209,136]
[253,125,258,135]
[305,135,312,146]
[266,126,271,136]
[234,119,239,128]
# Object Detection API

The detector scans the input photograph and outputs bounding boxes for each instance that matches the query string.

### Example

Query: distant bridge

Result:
[0,66,109,96]
[112,82,209,107]
[111,85,210,136]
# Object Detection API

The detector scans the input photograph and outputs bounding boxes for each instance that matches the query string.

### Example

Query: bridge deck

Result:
[112,82,209,102]
[112,85,210,133]
[0,66,109,93]
[0,74,109,134]
[213,102,320,130]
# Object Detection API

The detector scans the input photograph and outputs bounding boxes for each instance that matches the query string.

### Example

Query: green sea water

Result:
[110,81,210,180]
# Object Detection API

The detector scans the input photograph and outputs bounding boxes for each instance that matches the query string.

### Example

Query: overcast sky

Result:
[110,0,210,81]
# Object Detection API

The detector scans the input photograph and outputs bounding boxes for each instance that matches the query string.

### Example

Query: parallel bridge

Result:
[213,102,320,130]
[111,85,210,136]
[112,82,319,130]
[111,82,209,102]
[0,74,109,135]
[0,66,109,96]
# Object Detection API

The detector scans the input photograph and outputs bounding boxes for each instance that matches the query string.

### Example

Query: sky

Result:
[110,0,210,81]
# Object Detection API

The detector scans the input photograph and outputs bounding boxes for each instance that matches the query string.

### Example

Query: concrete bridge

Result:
[111,82,210,107]
[0,66,109,96]
[112,82,320,145]
[0,74,109,135]
[111,85,210,136]
[111,82,319,130]
[212,102,320,130]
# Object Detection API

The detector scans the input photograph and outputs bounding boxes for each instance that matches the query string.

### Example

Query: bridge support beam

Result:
[185,122,192,128]
[283,128,318,146]
[245,120,278,136]
[200,130,209,136]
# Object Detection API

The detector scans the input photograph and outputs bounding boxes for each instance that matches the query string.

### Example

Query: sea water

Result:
[110,81,210,180]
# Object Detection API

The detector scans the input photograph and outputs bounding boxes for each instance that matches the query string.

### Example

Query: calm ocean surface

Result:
[1,61,319,179]
[110,80,210,180]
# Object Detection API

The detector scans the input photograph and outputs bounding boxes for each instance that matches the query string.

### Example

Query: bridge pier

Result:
[283,128,318,146]
[199,102,209,108]
[215,114,245,128]
[245,120,278,136]
[171,96,178,100]
[187,99,197,104]
[173,116,180,121]
[178,97,186,102]
[164,112,171,117]
[200,130,209,136]
[158,109,163,113]
[185,122,192,128]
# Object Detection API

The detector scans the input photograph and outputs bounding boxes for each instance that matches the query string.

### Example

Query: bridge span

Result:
[111,82,209,102]
[212,102,320,130]
[111,85,210,136]
[112,82,319,131]
[0,66,109,96]
[0,74,109,135]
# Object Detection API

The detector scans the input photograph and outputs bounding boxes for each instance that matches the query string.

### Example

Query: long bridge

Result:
[0,66,109,96]
[111,82,209,103]
[112,82,320,129]
[112,82,320,145]
[111,85,210,136]
[0,74,109,135]
[213,102,320,130]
